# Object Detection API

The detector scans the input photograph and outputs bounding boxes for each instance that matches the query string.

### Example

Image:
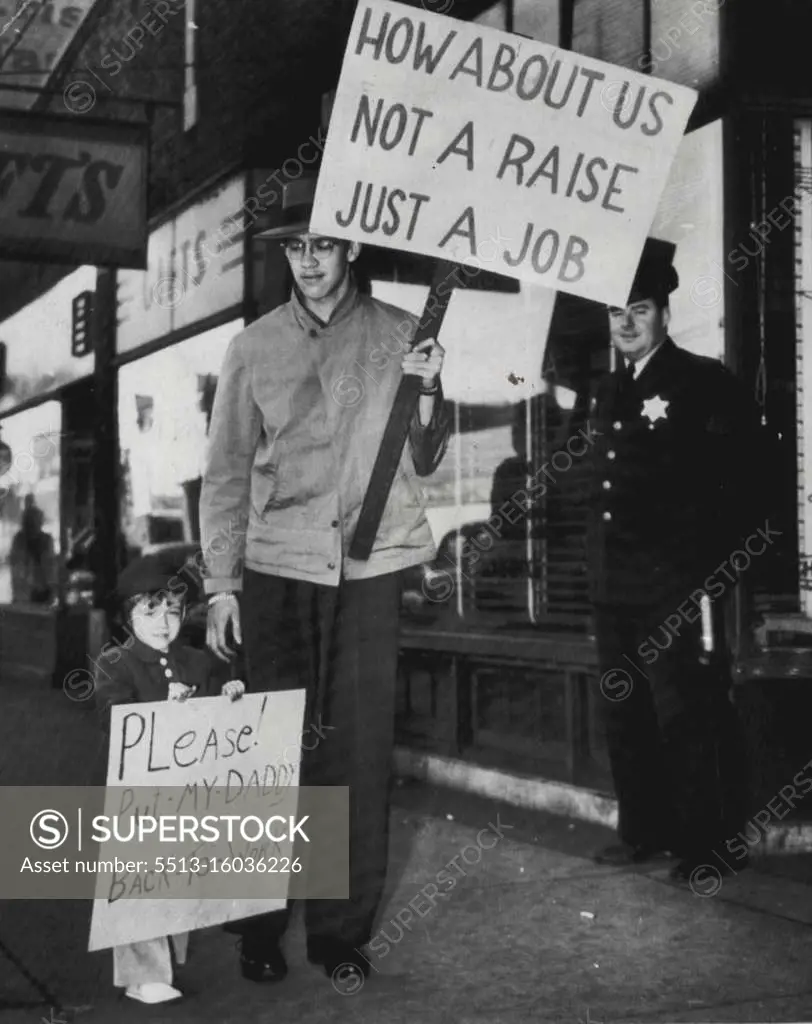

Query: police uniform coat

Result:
[583,336,765,861]
[586,336,761,611]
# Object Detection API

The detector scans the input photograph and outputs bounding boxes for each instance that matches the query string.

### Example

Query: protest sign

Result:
[88,689,306,951]
[311,0,698,306]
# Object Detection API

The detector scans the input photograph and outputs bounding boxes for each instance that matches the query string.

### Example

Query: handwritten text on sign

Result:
[311,0,697,305]
[88,690,306,951]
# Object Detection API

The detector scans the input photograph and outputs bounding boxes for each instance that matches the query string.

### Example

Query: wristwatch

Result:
[208,591,236,605]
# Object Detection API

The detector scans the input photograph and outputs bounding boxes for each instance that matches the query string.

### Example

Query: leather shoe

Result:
[593,842,672,866]
[238,940,288,984]
[308,938,371,982]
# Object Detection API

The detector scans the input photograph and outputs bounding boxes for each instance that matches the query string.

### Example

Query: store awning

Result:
[0,0,98,109]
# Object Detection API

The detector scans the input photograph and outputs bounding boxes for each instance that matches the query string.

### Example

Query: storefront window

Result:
[369,280,589,631]
[649,0,720,91]
[0,402,62,605]
[513,0,559,43]
[572,0,646,70]
[117,320,242,553]
[0,267,95,415]
[378,118,725,636]
[650,119,725,361]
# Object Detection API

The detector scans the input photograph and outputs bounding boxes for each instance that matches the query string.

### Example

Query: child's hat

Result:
[116,554,176,600]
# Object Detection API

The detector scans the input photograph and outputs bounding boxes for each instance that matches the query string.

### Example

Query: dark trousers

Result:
[236,567,402,957]
[594,604,749,861]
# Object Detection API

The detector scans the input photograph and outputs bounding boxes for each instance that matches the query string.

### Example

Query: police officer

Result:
[586,238,765,882]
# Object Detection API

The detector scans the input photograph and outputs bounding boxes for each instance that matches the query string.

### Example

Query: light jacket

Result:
[200,281,450,591]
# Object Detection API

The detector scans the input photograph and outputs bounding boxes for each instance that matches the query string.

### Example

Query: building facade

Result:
[1,0,809,811]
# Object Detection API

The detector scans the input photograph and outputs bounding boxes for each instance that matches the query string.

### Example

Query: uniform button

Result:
[328,561,336,570]
[602,511,612,521]
[159,657,167,665]
[331,520,339,528]
[309,328,318,339]
[602,480,612,490]
[164,668,173,678]
[607,450,616,460]
[612,421,622,431]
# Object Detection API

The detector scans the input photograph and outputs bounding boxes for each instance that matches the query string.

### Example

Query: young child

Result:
[94,553,245,1005]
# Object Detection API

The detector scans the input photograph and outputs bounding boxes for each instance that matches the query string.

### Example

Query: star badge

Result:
[641,395,670,427]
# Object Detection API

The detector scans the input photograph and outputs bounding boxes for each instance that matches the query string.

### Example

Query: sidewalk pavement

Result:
[2,680,812,1023]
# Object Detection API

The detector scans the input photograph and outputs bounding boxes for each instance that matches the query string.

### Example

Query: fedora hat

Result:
[254,177,317,240]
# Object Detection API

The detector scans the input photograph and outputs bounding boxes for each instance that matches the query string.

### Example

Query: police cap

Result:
[627,237,679,305]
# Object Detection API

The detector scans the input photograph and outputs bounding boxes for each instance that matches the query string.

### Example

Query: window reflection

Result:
[0,402,62,606]
[373,281,594,631]
[117,321,241,554]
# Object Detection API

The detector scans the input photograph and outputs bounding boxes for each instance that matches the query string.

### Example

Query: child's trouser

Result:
[113,933,189,987]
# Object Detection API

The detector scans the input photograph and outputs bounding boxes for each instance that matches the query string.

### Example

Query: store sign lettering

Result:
[116,176,246,354]
[0,112,147,268]
[0,150,125,225]
[140,228,224,310]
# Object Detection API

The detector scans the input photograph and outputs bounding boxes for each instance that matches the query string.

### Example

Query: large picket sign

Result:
[88,690,306,951]
[311,0,697,305]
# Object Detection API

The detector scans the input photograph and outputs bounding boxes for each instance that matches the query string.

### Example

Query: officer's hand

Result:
[402,338,445,386]
[207,595,242,662]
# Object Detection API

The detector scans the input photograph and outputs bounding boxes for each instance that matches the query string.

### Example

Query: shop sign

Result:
[116,175,246,354]
[0,110,147,267]
[312,0,697,306]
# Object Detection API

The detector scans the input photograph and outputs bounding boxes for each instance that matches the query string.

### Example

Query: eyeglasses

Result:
[280,237,340,260]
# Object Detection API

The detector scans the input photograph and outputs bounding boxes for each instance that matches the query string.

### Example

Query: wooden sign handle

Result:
[349,261,457,561]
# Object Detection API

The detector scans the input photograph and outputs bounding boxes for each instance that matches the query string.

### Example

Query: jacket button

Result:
[309,328,318,339]
[602,511,612,521]
[328,561,336,570]
[164,668,173,678]
[612,421,622,431]
[331,520,339,528]
[607,450,616,460]
[602,480,612,490]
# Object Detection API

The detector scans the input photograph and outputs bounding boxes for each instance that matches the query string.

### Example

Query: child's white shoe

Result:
[125,982,183,1004]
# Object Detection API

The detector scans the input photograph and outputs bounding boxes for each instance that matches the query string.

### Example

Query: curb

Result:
[393,747,812,857]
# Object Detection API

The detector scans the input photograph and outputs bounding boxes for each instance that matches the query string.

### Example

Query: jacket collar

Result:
[290,277,360,333]
[632,336,678,398]
[607,337,677,409]
[129,636,176,664]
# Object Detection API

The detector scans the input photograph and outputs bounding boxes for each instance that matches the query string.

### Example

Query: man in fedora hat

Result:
[584,237,767,882]
[199,176,450,984]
